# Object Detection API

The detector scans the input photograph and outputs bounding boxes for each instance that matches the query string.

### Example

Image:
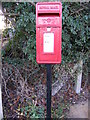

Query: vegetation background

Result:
[1,2,89,119]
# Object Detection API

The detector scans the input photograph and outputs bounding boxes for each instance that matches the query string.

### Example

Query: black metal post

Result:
[46,64,52,120]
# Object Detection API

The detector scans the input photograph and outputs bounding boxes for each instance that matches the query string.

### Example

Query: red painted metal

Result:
[36,2,62,64]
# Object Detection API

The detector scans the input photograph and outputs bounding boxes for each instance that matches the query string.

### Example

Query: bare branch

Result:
[0,13,19,16]
[70,8,84,15]
[29,2,36,7]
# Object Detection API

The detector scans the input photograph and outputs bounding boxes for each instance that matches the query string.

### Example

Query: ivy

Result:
[2,2,89,64]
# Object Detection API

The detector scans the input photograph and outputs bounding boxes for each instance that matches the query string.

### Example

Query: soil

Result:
[68,100,88,118]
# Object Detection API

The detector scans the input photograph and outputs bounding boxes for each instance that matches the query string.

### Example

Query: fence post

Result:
[0,34,3,120]
[75,59,83,94]
[0,2,3,119]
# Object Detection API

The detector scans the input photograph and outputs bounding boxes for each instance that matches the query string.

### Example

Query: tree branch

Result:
[29,2,36,7]
[0,13,19,16]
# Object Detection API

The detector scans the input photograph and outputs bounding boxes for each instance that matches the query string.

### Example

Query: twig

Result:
[71,8,84,15]
[27,68,40,80]
[60,115,65,118]
[29,2,36,7]
[12,65,28,96]
[12,65,24,81]
[0,13,19,16]
[82,78,88,90]
[6,72,14,82]
[2,75,9,97]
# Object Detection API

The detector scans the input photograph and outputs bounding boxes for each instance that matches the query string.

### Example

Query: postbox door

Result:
[36,27,61,63]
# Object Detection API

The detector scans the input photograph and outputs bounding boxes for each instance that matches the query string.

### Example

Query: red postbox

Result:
[36,2,62,64]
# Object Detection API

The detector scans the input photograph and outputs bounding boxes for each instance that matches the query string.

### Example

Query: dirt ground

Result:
[68,100,88,118]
